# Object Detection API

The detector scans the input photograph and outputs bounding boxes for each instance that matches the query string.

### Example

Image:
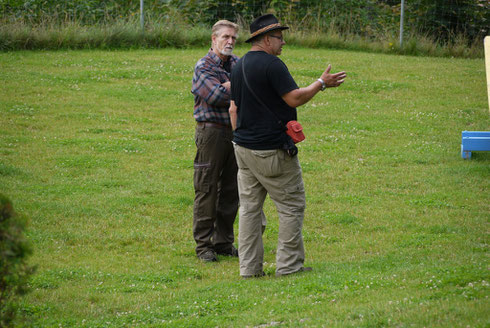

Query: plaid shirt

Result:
[192,49,238,125]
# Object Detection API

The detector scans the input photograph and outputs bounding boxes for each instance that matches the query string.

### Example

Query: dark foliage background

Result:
[1,0,488,42]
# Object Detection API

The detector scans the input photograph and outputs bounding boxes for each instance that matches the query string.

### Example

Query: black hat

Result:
[245,14,289,43]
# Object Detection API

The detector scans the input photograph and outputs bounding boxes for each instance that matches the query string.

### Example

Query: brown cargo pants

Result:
[193,123,239,256]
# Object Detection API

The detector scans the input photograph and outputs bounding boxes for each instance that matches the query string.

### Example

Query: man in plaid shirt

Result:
[191,20,240,262]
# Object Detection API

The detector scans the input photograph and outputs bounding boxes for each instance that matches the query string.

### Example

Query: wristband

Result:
[317,78,326,91]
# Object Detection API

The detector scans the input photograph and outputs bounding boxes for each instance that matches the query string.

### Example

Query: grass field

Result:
[0,46,489,327]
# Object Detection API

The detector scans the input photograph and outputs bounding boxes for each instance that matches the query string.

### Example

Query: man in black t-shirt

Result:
[231,49,299,150]
[229,14,346,278]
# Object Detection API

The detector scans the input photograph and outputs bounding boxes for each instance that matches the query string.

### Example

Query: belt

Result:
[197,122,232,129]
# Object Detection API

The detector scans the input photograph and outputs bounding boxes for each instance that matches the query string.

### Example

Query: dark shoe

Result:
[242,271,266,279]
[216,245,239,257]
[275,266,312,277]
[198,250,217,262]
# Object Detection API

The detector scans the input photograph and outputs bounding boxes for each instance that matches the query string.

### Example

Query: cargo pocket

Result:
[284,181,306,210]
[251,149,282,177]
[194,163,211,193]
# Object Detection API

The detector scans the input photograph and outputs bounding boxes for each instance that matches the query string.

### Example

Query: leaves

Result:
[0,0,488,42]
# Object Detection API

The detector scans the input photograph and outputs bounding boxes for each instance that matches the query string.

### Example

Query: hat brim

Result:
[245,26,289,43]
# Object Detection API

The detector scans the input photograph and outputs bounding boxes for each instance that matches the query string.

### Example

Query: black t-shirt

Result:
[231,51,298,150]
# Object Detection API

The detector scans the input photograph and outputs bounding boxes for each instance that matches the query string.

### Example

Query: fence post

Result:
[140,0,144,31]
[399,0,405,47]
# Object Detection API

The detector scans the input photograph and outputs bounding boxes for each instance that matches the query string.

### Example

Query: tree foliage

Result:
[406,0,489,42]
[0,0,488,42]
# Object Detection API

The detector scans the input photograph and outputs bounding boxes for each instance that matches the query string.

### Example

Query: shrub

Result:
[0,194,35,327]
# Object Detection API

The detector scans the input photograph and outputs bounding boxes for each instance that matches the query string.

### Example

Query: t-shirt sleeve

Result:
[267,58,299,96]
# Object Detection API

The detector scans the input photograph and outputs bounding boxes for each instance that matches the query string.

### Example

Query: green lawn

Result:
[0,46,489,327]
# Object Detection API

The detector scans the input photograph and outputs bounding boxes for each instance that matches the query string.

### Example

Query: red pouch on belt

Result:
[286,120,305,144]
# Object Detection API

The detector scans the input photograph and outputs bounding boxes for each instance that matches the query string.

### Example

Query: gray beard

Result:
[220,48,233,56]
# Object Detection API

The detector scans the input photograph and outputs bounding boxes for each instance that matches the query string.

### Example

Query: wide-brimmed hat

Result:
[245,14,289,43]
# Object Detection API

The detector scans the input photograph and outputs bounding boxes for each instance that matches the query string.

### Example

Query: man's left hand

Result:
[320,64,346,88]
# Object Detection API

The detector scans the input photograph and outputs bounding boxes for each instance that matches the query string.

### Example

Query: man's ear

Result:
[264,34,271,46]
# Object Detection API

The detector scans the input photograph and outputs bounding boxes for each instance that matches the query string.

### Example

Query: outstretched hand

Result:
[321,64,346,88]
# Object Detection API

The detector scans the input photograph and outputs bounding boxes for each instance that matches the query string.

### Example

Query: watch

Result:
[317,78,326,91]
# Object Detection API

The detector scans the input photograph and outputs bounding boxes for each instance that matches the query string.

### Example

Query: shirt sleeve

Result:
[192,61,230,107]
[267,58,299,96]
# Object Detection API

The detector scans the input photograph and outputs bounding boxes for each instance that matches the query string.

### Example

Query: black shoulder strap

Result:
[241,54,285,128]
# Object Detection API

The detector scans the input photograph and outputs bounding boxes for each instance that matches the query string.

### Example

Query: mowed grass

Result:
[0,46,489,327]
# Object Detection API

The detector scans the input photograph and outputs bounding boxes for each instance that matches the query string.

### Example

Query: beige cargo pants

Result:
[233,143,306,277]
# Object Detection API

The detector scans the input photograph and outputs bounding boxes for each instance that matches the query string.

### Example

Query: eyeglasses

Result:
[269,35,284,41]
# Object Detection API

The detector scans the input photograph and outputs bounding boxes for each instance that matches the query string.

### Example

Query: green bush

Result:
[1,0,488,42]
[0,0,487,57]
[0,194,35,327]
